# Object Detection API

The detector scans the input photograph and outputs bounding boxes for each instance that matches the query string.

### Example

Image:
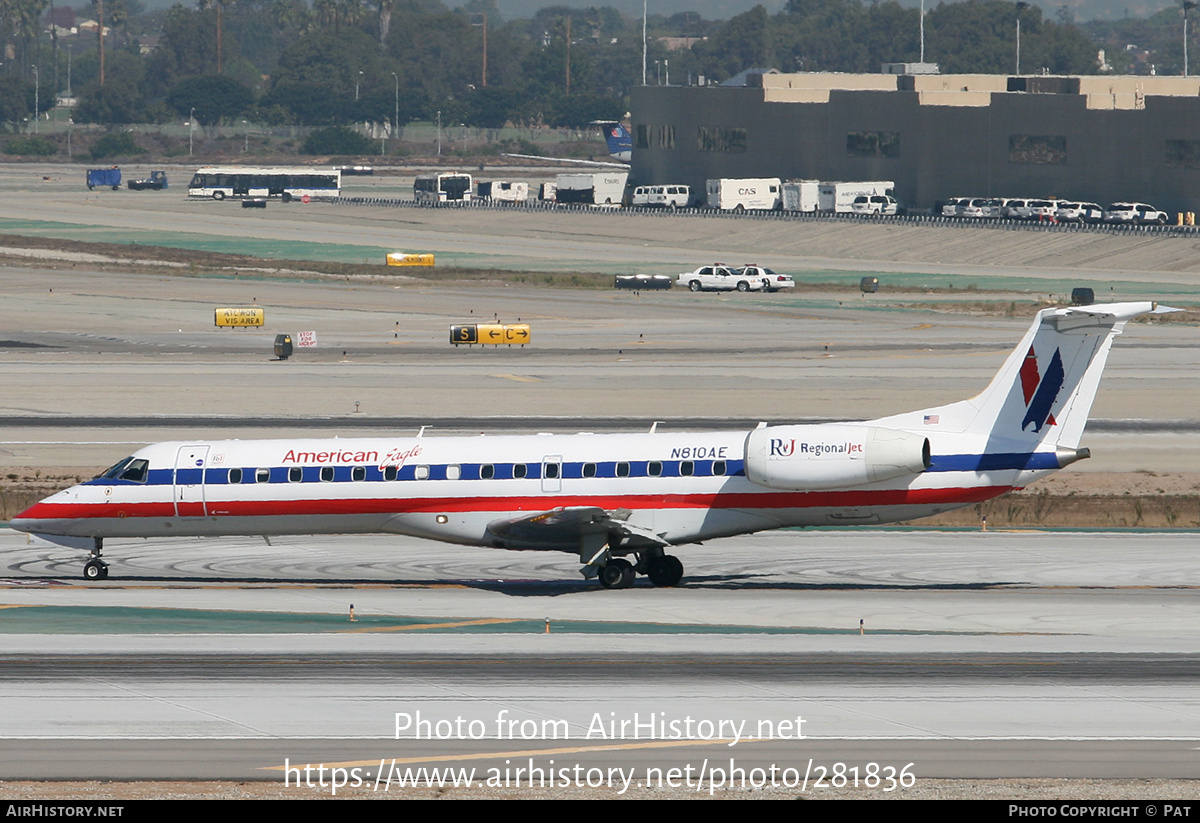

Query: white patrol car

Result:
[738,265,796,292]
[1103,202,1169,225]
[1054,201,1104,224]
[678,264,762,292]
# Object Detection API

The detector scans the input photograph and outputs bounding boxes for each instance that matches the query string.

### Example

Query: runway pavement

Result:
[1,170,1199,794]
[2,530,1199,785]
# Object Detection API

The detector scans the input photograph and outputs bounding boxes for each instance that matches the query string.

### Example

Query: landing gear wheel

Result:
[83,560,109,581]
[599,558,635,589]
[647,555,684,587]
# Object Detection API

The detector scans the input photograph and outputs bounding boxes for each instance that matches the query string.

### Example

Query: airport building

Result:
[630,72,1200,214]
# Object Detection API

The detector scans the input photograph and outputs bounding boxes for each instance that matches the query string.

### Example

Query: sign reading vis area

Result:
[214,307,265,327]
[450,323,532,346]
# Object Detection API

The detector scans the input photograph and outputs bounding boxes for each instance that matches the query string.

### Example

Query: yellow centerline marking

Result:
[340,617,522,634]
[489,374,542,383]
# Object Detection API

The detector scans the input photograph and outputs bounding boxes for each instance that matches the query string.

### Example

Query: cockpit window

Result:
[119,459,149,483]
[99,457,134,479]
[98,457,148,483]
[98,457,148,482]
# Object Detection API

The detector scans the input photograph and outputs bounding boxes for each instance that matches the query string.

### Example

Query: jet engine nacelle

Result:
[744,425,931,491]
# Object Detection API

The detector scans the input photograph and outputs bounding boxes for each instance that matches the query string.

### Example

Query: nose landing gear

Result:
[83,538,109,580]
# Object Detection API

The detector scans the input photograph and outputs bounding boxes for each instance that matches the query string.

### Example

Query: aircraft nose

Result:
[9,500,60,533]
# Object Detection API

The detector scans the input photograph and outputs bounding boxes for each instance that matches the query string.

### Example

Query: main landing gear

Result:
[83,538,109,580]
[597,551,684,590]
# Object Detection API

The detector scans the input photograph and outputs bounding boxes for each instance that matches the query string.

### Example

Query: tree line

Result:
[0,0,1168,130]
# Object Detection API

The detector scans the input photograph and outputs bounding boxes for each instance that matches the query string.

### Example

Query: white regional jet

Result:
[11,302,1168,588]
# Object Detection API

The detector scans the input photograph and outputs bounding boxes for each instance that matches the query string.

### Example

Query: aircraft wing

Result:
[486,506,668,563]
[500,153,629,169]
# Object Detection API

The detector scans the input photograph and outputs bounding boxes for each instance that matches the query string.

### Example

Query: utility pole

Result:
[1185,1,1197,76]
[98,0,105,85]
[392,71,399,145]
[1015,1,1029,75]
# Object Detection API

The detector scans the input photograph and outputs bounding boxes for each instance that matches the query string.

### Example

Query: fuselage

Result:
[11,426,1048,550]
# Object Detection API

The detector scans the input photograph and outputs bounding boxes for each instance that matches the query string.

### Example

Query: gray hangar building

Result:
[629,72,1200,215]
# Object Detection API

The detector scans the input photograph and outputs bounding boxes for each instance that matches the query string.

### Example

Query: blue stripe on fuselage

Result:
[928,452,1059,472]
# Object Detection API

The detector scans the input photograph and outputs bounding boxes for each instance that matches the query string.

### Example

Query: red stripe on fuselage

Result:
[15,486,1013,522]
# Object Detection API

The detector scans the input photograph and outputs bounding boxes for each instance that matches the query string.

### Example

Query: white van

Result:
[631,185,691,208]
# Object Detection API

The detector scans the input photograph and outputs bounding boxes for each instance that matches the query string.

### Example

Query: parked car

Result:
[959,197,1003,219]
[1015,199,1060,221]
[738,265,795,292]
[1001,198,1031,219]
[1055,201,1104,224]
[850,194,899,215]
[941,197,969,217]
[677,264,762,292]
[1103,202,1169,225]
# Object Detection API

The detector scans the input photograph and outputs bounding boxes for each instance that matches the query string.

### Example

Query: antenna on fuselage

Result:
[417,426,428,438]
[649,421,660,434]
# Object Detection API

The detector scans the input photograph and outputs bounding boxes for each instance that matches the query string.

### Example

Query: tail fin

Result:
[963,302,1171,449]
[597,122,632,163]
[878,302,1172,453]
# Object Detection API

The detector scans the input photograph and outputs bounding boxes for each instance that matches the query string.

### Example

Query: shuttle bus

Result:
[413,173,473,203]
[187,167,341,202]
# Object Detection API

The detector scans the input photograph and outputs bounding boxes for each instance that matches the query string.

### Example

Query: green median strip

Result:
[0,604,976,635]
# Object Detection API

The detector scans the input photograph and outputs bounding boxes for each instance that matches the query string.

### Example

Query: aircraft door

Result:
[174,445,210,517]
[541,455,562,493]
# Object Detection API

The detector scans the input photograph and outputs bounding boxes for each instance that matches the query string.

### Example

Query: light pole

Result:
[1185,1,1197,76]
[436,109,442,157]
[32,65,38,134]
[1015,2,1029,75]
[355,70,363,101]
[641,0,647,85]
[241,119,248,153]
[919,0,925,64]
[188,106,195,156]
[392,72,399,141]
[470,12,488,87]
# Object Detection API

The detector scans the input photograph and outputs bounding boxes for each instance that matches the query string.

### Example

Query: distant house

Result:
[76,19,111,36]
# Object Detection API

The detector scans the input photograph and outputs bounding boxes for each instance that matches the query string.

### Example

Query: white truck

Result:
[555,172,628,206]
[819,181,895,213]
[782,180,821,212]
[705,178,782,212]
[476,180,529,203]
